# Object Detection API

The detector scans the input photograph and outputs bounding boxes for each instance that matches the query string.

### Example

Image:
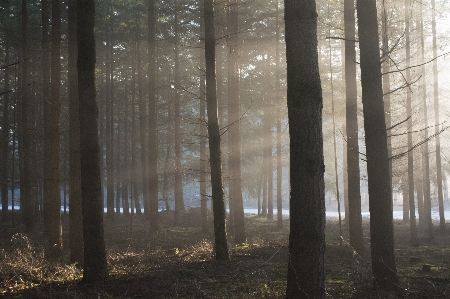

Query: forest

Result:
[1,0,450,298]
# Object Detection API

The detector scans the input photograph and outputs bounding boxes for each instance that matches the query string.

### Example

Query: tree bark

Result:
[148,0,158,234]
[356,0,399,289]
[344,0,363,254]
[284,1,325,297]
[204,0,229,261]
[68,0,83,266]
[77,0,108,284]
[275,0,283,230]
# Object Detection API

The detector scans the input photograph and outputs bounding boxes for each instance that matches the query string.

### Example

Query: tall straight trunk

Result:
[419,8,432,235]
[122,73,130,217]
[105,35,114,221]
[227,0,246,243]
[329,6,342,244]
[199,4,208,232]
[275,0,283,229]
[431,0,445,230]
[341,40,349,228]
[357,0,398,289]
[261,149,267,217]
[344,0,363,254]
[174,6,184,223]
[77,0,108,283]
[138,42,149,218]
[131,38,141,215]
[402,180,409,222]
[204,0,229,261]
[68,0,83,266]
[405,0,416,242]
[1,0,10,222]
[285,1,325,297]
[381,0,393,201]
[21,0,34,232]
[148,0,158,234]
[44,0,63,257]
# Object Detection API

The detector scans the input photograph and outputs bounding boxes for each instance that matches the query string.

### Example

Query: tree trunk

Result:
[21,0,35,232]
[275,0,283,230]
[356,0,399,289]
[227,0,246,244]
[174,6,184,224]
[68,0,83,266]
[431,0,445,230]
[204,0,229,261]
[344,0,363,254]
[148,0,159,235]
[1,0,10,222]
[77,0,108,283]
[405,0,417,242]
[284,1,325,297]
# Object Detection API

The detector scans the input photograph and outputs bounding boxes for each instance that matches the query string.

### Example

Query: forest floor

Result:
[0,210,450,298]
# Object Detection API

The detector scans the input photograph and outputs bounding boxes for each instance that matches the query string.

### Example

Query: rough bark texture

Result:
[284,1,325,297]
[77,0,108,284]
[68,0,83,265]
[356,0,399,290]
[148,0,158,235]
[344,0,363,255]
[204,0,229,261]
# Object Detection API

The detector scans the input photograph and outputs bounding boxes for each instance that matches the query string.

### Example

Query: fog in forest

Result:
[1,0,450,297]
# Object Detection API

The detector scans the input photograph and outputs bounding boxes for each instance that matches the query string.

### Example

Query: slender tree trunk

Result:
[174,6,184,224]
[419,8,432,236]
[204,0,229,261]
[227,0,246,243]
[68,0,83,266]
[344,0,363,254]
[77,0,108,283]
[148,0,158,235]
[285,1,325,297]
[199,4,208,232]
[357,0,399,289]
[275,0,283,230]
[431,0,445,230]
[404,0,417,242]
[21,0,35,232]
[1,0,10,222]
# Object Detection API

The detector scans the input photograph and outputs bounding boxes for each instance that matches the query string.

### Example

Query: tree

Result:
[284,0,325,297]
[204,0,229,261]
[356,0,398,290]
[68,0,83,266]
[227,0,246,244]
[148,0,158,235]
[77,0,108,284]
[275,0,283,230]
[431,0,445,230]
[344,0,364,255]
[44,0,63,257]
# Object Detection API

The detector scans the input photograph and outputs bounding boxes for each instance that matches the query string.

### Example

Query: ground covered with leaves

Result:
[1,211,450,298]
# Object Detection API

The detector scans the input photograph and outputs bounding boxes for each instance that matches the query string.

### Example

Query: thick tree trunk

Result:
[68,0,83,266]
[344,0,363,254]
[106,34,115,221]
[284,1,325,297]
[204,0,229,261]
[77,0,108,283]
[356,0,399,289]
[148,0,158,234]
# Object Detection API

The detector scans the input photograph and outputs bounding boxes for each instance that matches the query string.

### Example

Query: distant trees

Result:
[284,0,325,297]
